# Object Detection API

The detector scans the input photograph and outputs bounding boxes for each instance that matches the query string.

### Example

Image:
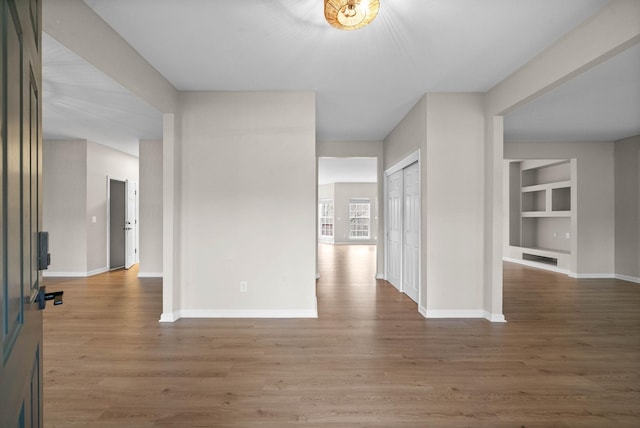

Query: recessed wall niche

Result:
[505,159,576,273]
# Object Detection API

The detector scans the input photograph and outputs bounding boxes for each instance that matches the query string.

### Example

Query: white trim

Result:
[159,312,179,323]
[418,304,427,318]
[384,169,389,285]
[176,309,319,319]
[43,271,87,278]
[615,274,640,284]
[425,310,486,319]
[505,259,638,284]
[503,257,570,275]
[484,311,507,323]
[375,273,385,280]
[384,150,420,177]
[88,267,109,277]
[43,267,108,277]
[420,307,506,323]
[138,272,164,278]
[332,240,377,245]
[569,273,615,279]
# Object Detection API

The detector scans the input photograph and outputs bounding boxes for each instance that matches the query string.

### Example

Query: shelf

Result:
[520,159,569,172]
[521,211,571,218]
[521,190,545,212]
[552,187,571,211]
[521,180,571,193]
[514,246,571,256]
[507,158,574,266]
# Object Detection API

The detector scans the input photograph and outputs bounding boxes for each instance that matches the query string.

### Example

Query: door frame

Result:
[384,150,421,306]
[106,175,137,271]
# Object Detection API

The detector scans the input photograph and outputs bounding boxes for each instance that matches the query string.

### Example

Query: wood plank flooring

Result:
[42,244,640,427]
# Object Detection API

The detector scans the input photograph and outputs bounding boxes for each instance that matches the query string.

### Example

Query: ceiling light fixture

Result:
[324,0,380,31]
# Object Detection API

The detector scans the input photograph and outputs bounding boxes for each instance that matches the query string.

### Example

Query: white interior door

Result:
[124,180,137,269]
[386,170,403,290]
[402,162,420,303]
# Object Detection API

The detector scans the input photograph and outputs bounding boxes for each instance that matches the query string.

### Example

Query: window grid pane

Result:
[349,199,370,239]
[319,199,334,238]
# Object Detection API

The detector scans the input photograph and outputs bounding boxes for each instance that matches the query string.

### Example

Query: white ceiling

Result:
[504,42,640,143]
[42,0,640,155]
[318,158,377,185]
[42,33,162,157]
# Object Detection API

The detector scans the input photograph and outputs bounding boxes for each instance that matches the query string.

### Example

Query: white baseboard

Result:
[418,306,504,322]
[375,273,385,280]
[177,308,318,319]
[568,273,615,279]
[504,259,638,283]
[425,310,486,319]
[87,267,108,277]
[615,274,640,284]
[43,271,86,277]
[484,311,507,323]
[418,304,427,318]
[503,257,570,275]
[159,312,179,323]
[138,272,163,278]
[43,267,108,278]
[332,241,377,245]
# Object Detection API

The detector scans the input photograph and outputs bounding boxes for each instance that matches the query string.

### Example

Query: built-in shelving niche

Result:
[506,159,576,273]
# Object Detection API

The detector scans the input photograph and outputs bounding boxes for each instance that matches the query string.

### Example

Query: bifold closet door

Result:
[386,170,403,291]
[402,162,420,303]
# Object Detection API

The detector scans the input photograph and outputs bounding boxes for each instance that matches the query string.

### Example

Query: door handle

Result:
[37,287,64,310]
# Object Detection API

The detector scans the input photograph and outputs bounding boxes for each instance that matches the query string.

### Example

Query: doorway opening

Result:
[317,157,379,281]
[108,177,138,271]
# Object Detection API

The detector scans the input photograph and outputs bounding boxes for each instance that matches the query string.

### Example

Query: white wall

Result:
[86,141,139,274]
[505,142,615,276]
[614,135,640,280]
[42,139,139,276]
[178,92,317,317]
[383,97,426,170]
[43,140,88,274]
[330,183,378,245]
[318,183,334,200]
[424,94,486,316]
[139,140,163,277]
[383,93,488,319]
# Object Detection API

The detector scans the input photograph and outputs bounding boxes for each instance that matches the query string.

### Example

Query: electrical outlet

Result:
[565,232,570,239]
[553,232,557,238]
[240,281,248,292]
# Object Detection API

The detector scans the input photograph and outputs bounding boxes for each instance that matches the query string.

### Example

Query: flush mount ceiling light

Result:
[325,0,380,31]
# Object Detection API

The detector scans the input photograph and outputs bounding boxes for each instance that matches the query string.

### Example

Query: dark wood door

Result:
[1,0,43,426]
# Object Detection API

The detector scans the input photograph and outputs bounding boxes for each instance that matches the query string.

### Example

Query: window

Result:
[349,198,370,239]
[319,199,334,238]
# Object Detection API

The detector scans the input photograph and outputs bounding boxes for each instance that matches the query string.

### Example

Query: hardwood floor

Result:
[43,245,640,427]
